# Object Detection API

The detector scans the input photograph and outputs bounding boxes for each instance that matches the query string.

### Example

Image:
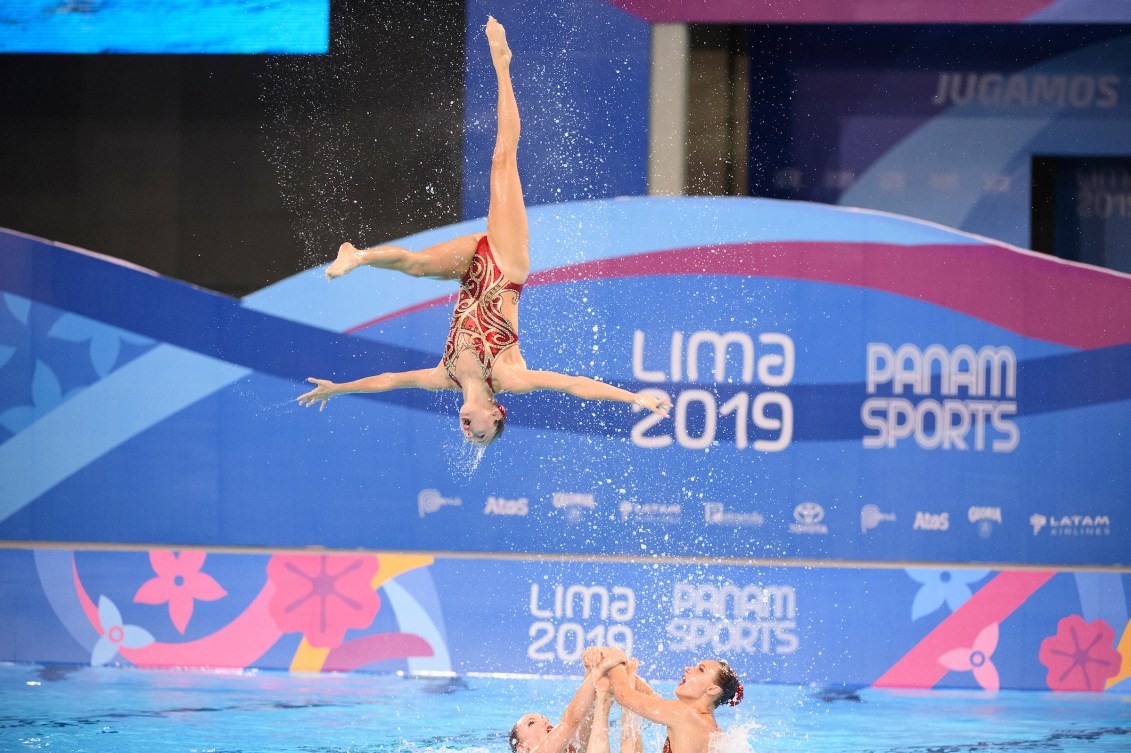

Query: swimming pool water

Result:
[1,664,1128,753]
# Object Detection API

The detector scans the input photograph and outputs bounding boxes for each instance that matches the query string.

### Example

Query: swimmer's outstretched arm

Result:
[536,648,609,753]
[506,370,672,417]
[297,367,448,411]
[598,650,684,728]
[583,676,614,753]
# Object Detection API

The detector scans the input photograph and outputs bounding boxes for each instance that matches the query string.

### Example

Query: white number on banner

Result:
[527,622,634,662]
[632,389,793,451]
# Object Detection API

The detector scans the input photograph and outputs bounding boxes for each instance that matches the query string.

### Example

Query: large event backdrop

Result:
[1,197,1129,692]
[2,0,1130,697]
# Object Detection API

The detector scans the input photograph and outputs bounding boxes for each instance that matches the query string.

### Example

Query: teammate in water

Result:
[297,17,671,444]
[509,648,644,753]
[597,648,742,753]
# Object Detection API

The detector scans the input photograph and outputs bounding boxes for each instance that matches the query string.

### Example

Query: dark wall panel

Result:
[0,1,466,297]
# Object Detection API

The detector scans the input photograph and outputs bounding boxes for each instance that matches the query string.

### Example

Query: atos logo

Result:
[913,511,949,531]
[789,502,828,534]
[484,496,528,516]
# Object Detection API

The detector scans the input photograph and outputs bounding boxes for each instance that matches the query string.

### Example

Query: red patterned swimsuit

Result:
[442,235,523,390]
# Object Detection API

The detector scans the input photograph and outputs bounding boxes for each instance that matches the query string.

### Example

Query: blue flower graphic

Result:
[4,293,30,325]
[906,568,991,620]
[48,312,153,377]
[0,293,28,370]
[92,595,155,667]
[0,360,80,434]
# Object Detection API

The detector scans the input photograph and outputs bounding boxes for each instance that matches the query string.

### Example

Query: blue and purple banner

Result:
[1,197,1128,567]
[1,195,1129,687]
[1,546,1128,692]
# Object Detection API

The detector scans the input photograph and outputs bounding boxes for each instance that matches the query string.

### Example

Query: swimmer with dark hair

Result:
[598,648,743,753]
[297,16,671,445]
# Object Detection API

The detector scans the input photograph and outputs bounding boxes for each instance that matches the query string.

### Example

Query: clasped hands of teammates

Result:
[584,645,629,674]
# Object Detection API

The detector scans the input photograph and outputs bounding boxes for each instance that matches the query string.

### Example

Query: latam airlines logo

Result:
[418,489,461,518]
[1030,513,1111,536]
[620,501,681,523]
[789,502,828,535]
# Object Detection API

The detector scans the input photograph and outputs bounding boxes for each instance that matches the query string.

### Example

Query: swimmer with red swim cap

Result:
[297,16,671,445]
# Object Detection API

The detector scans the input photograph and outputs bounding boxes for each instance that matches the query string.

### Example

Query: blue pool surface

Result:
[1,664,1128,752]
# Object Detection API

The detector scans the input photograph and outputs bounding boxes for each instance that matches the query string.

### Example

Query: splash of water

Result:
[713,719,764,753]
[444,433,487,480]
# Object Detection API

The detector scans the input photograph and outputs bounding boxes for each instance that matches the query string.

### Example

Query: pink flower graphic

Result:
[266,554,380,649]
[134,550,228,634]
[938,622,1000,691]
[1038,615,1123,692]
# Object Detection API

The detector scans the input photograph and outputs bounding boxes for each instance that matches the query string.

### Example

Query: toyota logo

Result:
[794,502,825,524]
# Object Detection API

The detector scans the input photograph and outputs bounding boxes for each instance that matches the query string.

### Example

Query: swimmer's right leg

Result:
[326,233,480,280]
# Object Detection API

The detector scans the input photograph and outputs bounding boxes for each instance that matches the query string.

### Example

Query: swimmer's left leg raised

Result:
[326,234,481,280]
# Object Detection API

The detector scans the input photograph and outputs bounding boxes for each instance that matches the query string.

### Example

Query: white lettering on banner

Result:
[704,502,765,527]
[862,343,1019,452]
[913,511,949,531]
[631,330,795,451]
[667,582,798,655]
[527,584,635,662]
[620,501,681,523]
[1031,513,1112,536]
[931,72,1120,109]
[484,496,528,516]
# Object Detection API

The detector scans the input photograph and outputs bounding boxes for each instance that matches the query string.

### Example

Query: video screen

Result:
[0,0,329,54]
[1032,155,1131,275]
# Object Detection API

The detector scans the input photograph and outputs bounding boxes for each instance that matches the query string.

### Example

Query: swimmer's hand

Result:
[596,646,628,673]
[297,378,341,412]
[633,392,672,418]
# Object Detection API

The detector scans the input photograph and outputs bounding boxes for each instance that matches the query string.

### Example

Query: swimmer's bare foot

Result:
[326,242,361,279]
[486,16,511,70]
